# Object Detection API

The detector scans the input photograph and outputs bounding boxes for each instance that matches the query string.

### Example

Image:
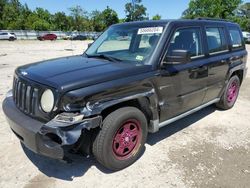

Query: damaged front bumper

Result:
[2,96,102,160]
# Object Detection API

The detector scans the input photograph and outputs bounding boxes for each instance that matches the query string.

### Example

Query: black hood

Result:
[16,55,152,92]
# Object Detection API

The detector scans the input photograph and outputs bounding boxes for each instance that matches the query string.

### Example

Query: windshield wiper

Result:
[85,54,122,63]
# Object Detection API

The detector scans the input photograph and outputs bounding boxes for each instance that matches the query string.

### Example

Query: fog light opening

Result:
[45,133,62,145]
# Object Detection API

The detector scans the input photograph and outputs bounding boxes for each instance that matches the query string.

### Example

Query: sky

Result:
[20,0,250,19]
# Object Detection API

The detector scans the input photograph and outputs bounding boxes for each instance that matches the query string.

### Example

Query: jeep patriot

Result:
[3,19,248,170]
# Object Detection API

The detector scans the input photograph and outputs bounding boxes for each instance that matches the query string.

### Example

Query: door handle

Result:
[230,56,239,61]
[190,66,207,72]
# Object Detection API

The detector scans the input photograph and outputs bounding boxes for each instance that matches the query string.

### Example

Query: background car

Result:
[0,32,17,41]
[37,33,57,41]
[71,34,87,40]
[87,33,101,40]
[63,33,77,40]
[242,31,250,43]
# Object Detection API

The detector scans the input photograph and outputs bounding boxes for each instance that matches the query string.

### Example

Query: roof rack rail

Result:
[195,17,232,22]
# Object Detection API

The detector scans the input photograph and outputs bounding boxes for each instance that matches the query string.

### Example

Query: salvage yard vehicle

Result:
[3,19,248,171]
[37,33,57,41]
[71,34,88,40]
[0,32,17,41]
[242,31,250,43]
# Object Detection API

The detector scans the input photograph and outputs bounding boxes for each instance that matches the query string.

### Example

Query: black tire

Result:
[9,37,15,41]
[216,75,240,110]
[93,107,148,171]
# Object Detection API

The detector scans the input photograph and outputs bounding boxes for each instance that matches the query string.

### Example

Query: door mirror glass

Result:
[164,50,191,64]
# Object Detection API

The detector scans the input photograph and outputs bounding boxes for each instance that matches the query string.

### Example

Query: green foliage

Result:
[0,0,120,31]
[227,2,250,31]
[125,0,148,22]
[182,0,242,19]
[0,0,150,31]
[230,16,250,31]
[68,5,89,31]
[2,0,25,29]
[238,2,250,18]
[0,0,8,28]
[102,6,119,28]
[182,0,250,31]
[52,12,71,31]
[90,10,106,32]
[152,14,161,20]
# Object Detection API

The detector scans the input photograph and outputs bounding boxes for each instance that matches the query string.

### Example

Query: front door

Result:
[157,26,208,122]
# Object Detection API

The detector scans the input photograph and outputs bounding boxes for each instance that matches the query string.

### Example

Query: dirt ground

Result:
[0,40,249,188]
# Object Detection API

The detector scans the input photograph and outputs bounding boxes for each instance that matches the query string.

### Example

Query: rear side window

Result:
[229,27,243,49]
[206,27,228,54]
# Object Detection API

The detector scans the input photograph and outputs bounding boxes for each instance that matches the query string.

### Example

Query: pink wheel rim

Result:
[112,119,142,160]
[227,80,239,104]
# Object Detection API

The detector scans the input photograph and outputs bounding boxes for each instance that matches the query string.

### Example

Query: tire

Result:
[216,75,240,110]
[9,37,15,41]
[93,107,148,171]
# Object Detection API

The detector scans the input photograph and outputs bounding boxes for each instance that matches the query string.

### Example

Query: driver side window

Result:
[166,27,204,59]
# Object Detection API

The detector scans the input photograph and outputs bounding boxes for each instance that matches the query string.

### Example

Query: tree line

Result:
[0,0,249,32]
[0,0,154,31]
[182,0,250,31]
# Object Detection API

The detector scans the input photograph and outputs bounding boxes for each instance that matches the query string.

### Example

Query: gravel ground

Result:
[0,40,249,188]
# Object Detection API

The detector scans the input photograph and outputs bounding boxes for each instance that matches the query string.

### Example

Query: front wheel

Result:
[93,107,148,171]
[216,75,240,110]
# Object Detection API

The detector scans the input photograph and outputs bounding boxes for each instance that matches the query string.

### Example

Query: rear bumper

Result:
[2,96,101,160]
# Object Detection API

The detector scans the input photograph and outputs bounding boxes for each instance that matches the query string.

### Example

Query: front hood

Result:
[16,55,152,91]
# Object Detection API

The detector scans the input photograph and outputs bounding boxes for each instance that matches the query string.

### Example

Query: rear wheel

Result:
[216,75,240,110]
[9,37,15,41]
[92,107,148,171]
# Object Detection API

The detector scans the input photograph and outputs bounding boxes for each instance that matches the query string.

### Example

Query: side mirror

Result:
[164,50,191,65]
[88,42,93,48]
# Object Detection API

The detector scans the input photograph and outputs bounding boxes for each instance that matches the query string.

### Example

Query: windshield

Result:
[85,24,165,64]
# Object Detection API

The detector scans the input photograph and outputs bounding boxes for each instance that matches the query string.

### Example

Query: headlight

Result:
[40,89,54,113]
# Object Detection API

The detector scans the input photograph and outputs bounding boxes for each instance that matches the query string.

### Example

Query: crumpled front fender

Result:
[39,115,102,145]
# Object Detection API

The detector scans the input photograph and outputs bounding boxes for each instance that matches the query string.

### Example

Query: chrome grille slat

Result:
[21,83,26,110]
[31,88,38,115]
[17,81,22,107]
[26,86,31,113]
[14,78,18,103]
[12,77,39,116]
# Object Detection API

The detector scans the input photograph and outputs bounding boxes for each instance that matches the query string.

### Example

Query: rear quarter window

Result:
[229,27,243,49]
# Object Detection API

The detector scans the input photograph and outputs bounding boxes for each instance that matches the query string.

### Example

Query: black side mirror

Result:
[164,50,191,65]
[88,42,93,48]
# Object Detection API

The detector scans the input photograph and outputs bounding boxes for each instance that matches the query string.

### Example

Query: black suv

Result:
[3,19,248,171]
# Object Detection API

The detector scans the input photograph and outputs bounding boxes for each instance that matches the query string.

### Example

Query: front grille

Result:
[13,76,39,116]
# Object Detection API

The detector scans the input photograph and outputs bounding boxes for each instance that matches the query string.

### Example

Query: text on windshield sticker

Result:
[138,27,163,35]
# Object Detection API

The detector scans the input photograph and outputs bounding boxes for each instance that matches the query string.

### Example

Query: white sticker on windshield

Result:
[138,27,163,35]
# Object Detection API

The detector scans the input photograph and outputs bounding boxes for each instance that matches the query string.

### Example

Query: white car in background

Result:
[0,32,17,41]
[242,31,250,43]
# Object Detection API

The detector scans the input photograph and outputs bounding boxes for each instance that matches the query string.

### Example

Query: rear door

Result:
[228,26,246,66]
[158,26,207,122]
[202,25,230,103]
